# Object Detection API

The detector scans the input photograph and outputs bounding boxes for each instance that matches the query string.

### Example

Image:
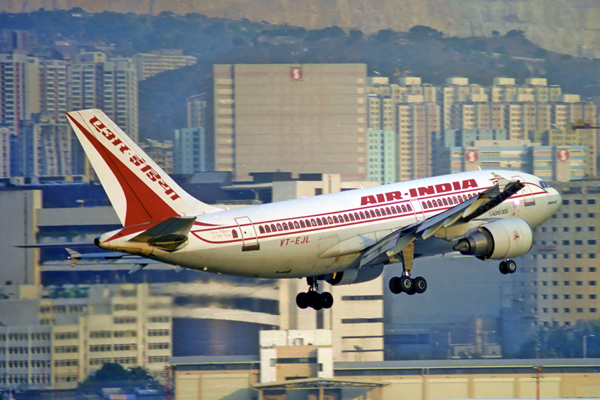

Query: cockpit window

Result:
[540,181,550,189]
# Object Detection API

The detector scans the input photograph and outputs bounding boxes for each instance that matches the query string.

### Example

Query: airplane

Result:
[64,109,562,310]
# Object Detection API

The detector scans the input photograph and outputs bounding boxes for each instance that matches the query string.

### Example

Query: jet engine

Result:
[324,264,383,286]
[454,218,533,260]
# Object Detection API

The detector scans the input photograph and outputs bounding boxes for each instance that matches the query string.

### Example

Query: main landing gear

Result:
[388,240,428,296]
[499,259,517,275]
[296,277,333,310]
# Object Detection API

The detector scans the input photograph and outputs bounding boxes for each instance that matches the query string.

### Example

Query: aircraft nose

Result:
[548,187,562,214]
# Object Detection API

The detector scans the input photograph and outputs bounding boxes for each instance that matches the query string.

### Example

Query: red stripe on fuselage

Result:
[67,114,179,226]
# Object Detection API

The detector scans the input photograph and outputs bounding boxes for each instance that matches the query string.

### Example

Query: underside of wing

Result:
[359,180,524,267]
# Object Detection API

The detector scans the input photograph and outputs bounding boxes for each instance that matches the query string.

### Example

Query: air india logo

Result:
[557,149,570,162]
[290,67,303,81]
[466,150,478,163]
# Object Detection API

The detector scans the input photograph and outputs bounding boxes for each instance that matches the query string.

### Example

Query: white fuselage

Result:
[106,170,561,279]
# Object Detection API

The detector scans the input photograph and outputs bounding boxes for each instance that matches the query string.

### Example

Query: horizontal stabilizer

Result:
[130,216,196,251]
[129,263,148,274]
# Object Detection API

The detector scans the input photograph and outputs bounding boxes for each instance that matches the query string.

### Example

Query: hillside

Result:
[1,0,600,57]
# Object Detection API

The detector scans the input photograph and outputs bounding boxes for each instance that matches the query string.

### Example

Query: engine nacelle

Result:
[454,218,533,260]
[324,264,384,286]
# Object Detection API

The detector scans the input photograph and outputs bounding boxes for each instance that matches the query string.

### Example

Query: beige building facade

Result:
[213,64,368,181]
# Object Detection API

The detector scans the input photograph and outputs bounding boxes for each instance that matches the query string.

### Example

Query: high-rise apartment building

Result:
[174,127,209,174]
[132,51,196,81]
[187,93,208,128]
[0,283,172,390]
[68,58,139,142]
[0,53,40,136]
[0,126,10,178]
[39,59,68,125]
[214,64,368,181]
[103,59,138,142]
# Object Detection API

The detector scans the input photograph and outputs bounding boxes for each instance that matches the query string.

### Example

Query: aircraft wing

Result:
[359,180,524,267]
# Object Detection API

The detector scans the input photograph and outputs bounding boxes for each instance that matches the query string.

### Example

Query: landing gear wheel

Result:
[389,277,403,294]
[296,292,310,309]
[399,276,413,293]
[414,276,427,294]
[499,261,508,275]
[321,292,334,309]
[505,260,517,274]
[308,291,323,310]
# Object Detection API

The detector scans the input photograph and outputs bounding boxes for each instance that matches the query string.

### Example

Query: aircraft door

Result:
[410,200,426,222]
[235,217,260,251]
[512,175,535,207]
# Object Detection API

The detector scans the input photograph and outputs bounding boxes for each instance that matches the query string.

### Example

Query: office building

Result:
[132,51,196,81]
[438,139,585,181]
[214,64,368,181]
[522,179,600,327]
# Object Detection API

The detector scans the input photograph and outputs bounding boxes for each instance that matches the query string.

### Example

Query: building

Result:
[438,139,586,181]
[0,52,40,136]
[68,57,139,142]
[213,64,368,181]
[132,51,196,81]
[12,115,72,178]
[519,179,600,327]
[38,59,68,126]
[0,283,172,390]
[186,93,208,129]
[140,138,173,174]
[103,59,138,142]
[171,353,600,400]
[173,127,209,174]
[0,125,10,177]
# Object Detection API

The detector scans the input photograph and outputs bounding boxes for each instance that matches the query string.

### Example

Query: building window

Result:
[576,281,583,286]
[589,240,597,245]
[588,199,596,204]
[589,227,596,232]
[591,308,597,313]
[590,267,597,272]
[576,213,582,218]
[575,240,583,245]
[577,308,583,313]
[590,294,597,300]
[589,281,597,286]
[589,213,595,218]
[576,267,582,272]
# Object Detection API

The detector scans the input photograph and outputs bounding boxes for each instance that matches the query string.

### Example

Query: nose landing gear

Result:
[296,277,334,310]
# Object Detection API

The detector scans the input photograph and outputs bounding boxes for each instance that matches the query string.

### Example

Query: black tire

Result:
[389,277,403,294]
[321,292,334,309]
[414,276,427,294]
[499,261,508,275]
[309,291,323,310]
[296,292,309,309]
[506,260,517,274]
[399,276,413,293]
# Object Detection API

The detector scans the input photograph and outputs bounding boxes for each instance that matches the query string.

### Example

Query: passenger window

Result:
[401,205,407,212]
[386,207,391,215]
[370,210,376,218]
[232,230,239,238]
[427,201,433,208]
[375,209,381,217]
[406,204,412,211]
[453,196,457,204]
[311,219,317,226]
[422,201,428,209]
[276,223,282,231]
[354,212,359,220]
[271,224,277,232]
[300,221,306,228]
[344,215,350,222]
[283,223,289,230]
[390,207,396,214]
[294,221,300,229]
[327,217,333,224]
[333,216,339,223]
[458,195,463,202]
[259,226,265,234]
[317,218,322,226]
[443,198,448,206]
[349,214,355,221]
[396,206,402,213]
[305,219,311,227]
[321,218,327,225]
[359,212,365,219]
[265,225,271,233]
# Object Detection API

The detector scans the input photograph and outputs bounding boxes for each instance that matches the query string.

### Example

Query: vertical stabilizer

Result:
[67,109,218,227]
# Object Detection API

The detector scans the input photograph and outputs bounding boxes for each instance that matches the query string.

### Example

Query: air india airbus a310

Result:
[64,109,562,310]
